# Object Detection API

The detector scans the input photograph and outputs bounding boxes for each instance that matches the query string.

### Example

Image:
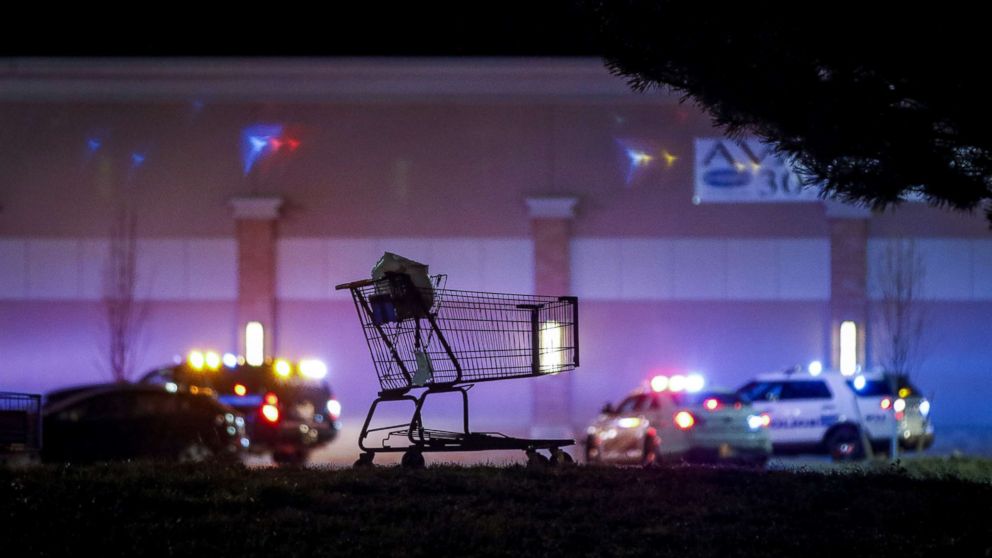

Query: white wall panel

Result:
[78,240,108,300]
[26,240,78,299]
[726,239,778,299]
[0,240,27,298]
[778,239,830,300]
[430,239,486,291]
[672,239,726,299]
[972,240,992,299]
[187,239,237,300]
[479,239,532,294]
[277,239,327,300]
[327,239,380,299]
[918,239,973,299]
[136,240,187,300]
[374,238,433,266]
[619,238,673,300]
[571,238,621,298]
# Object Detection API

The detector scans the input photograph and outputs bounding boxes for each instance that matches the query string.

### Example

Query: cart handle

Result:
[335,279,376,290]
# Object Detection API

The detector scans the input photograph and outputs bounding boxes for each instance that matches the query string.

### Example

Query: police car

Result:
[736,367,931,459]
[585,374,772,466]
[140,351,341,465]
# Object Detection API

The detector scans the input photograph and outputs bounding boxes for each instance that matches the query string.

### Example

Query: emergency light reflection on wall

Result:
[246,321,265,366]
[839,320,858,376]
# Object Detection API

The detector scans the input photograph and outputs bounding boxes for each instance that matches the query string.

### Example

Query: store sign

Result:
[694,138,822,203]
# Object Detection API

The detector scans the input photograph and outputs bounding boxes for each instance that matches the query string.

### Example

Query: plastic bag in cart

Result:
[370,252,435,322]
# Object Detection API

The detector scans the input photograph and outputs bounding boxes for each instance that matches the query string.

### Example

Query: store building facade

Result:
[1,59,990,442]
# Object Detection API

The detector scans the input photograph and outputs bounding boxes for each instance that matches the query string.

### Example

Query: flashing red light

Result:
[674,411,695,430]
[287,139,300,151]
[734,402,743,410]
[880,398,892,410]
[269,138,283,150]
[895,411,905,421]
[264,392,278,406]
[234,383,247,396]
[261,404,280,423]
[703,398,720,411]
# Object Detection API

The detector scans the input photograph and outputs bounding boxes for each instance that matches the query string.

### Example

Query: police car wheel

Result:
[584,435,600,464]
[178,442,213,463]
[273,449,308,466]
[827,427,865,461]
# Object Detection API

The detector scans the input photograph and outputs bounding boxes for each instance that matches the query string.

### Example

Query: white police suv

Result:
[737,368,912,460]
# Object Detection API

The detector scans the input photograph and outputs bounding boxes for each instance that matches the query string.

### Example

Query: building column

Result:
[230,197,283,360]
[526,196,578,438]
[826,202,871,374]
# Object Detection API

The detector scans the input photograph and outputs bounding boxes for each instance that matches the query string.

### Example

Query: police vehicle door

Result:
[777,380,836,443]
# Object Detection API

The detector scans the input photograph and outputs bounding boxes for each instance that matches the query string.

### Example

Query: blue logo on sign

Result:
[703,168,751,188]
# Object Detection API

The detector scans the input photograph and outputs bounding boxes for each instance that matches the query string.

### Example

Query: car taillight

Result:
[261,404,280,423]
[880,398,892,410]
[234,383,247,396]
[674,411,695,430]
[264,392,278,406]
[703,398,720,411]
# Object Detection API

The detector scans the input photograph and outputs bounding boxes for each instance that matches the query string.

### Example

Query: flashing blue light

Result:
[241,124,284,174]
[87,138,102,152]
[131,152,146,166]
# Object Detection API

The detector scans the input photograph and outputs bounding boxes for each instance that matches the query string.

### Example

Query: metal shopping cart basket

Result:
[336,271,579,468]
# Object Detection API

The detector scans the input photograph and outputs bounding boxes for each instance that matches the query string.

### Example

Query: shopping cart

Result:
[336,272,579,468]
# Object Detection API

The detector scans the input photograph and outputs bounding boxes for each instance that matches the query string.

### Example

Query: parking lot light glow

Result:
[839,321,858,376]
[245,322,264,366]
[669,375,687,392]
[326,399,341,419]
[686,374,705,393]
[808,360,823,376]
[222,353,238,368]
[274,359,292,377]
[920,400,930,416]
[234,384,247,396]
[650,375,669,392]
[188,350,205,371]
[894,398,907,413]
[205,351,221,370]
[704,398,720,411]
[165,382,178,393]
[880,398,892,410]
[300,359,328,380]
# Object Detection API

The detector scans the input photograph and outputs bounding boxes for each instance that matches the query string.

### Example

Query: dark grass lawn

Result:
[2,461,991,557]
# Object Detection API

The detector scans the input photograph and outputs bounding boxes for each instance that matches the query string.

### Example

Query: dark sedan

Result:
[42,383,248,464]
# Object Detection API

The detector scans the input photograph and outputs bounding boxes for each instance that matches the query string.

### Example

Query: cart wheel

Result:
[549,448,575,467]
[353,453,375,468]
[526,449,550,469]
[401,450,426,470]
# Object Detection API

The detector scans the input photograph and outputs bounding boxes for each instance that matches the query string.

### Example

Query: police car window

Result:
[780,381,832,400]
[846,380,892,397]
[739,382,783,402]
[616,395,647,414]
